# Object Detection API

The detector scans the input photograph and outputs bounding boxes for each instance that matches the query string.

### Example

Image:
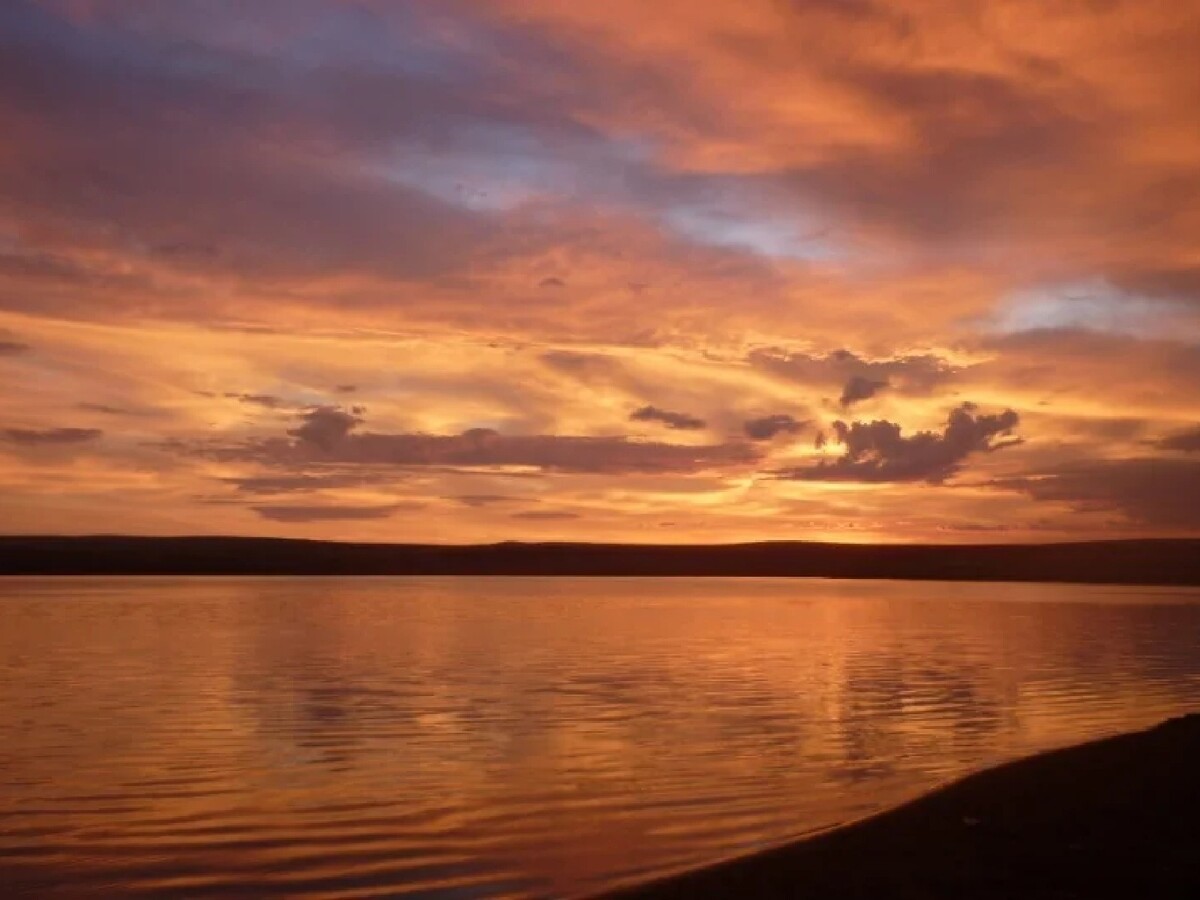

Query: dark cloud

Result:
[743,413,807,441]
[1,427,102,445]
[539,350,624,381]
[334,384,357,393]
[777,404,1020,483]
[288,406,362,450]
[0,1,526,312]
[222,393,284,410]
[78,403,128,416]
[76,402,162,418]
[252,503,413,523]
[538,276,566,288]
[287,428,754,474]
[222,473,378,495]
[750,348,957,397]
[1156,425,1200,453]
[453,494,522,507]
[839,374,888,407]
[993,458,1200,529]
[1112,265,1200,307]
[226,392,285,409]
[1048,416,1148,442]
[977,330,1200,396]
[183,408,758,474]
[779,65,1097,243]
[0,2,799,338]
[0,340,30,355]
[630,405,706,431]
[512,510,580,521]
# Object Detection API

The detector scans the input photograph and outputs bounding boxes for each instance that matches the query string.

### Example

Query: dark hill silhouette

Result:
[1,536,1198,584]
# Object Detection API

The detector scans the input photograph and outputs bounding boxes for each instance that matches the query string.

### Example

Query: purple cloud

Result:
[630,405,706,431]
[252,503,416,522]
[778,404,1020,483]
[743,414,807,441]
[2,427,102,445]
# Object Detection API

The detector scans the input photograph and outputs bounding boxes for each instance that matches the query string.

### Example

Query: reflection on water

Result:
[1,577,1199,897]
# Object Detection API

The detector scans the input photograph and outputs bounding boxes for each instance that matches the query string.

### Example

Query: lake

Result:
[2,577,1199,898]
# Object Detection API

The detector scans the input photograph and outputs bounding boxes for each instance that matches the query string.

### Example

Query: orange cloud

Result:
[1,0,1197,540]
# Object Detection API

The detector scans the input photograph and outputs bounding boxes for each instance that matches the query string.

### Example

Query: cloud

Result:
[993,458,1200,529]
[226,392,285,409]
[78,403,129,416]
[778,404,1020,483]
[1112,265,1200,307]
[282,428,756,474]
[1,427,102,445]
[0,0,547,328]
[971,330,1200,411]
[750,348,957,397]
[539,350,620,379]
[839,374,888,407]
[775,64,1099,244]
[512,510,579,520]
[182,407,759,475]
[1156,425,1200,453]
[4,0,790,342]
[288,406,363,450]
[452,494,521,507]
[252,503,414,523]
[743,414,807,441]
[2,1,1199,541]
[222,474,379,495]
[334,384,357,393]
[630,405,706,431]
[76,402,161,418]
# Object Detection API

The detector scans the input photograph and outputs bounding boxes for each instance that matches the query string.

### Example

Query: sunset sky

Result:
[2,0,1199,543]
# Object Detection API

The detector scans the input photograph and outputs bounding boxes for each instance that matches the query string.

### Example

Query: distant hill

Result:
[1,536,1198,585]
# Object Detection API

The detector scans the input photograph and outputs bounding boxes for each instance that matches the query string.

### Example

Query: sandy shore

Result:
[598,714,1200,899]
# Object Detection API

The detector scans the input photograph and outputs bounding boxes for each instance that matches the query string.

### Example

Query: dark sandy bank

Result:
[597,714,1200,900]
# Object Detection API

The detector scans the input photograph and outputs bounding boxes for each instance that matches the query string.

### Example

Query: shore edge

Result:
[592,714,1200,899]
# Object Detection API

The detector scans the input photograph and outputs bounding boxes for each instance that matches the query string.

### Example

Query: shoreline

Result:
[594,714,1200,899]
[3,536,1199,585]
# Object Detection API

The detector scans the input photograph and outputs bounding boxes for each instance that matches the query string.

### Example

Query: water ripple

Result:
[2,576,1199,897]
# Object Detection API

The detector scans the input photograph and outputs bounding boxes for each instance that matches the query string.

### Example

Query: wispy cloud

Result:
[1,0,1198,540]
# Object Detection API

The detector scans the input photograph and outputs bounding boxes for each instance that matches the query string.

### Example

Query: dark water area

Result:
[2,577,1199,898]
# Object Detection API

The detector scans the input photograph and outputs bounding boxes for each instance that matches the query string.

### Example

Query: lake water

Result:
[2,577,1199,898]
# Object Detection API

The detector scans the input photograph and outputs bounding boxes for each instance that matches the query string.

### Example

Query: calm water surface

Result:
[2,577,1199,898]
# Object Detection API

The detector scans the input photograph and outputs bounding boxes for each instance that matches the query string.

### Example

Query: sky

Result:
[1,0,1199,544]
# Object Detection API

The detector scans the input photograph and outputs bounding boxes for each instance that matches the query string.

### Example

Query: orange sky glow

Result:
[2,0,1199,542]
